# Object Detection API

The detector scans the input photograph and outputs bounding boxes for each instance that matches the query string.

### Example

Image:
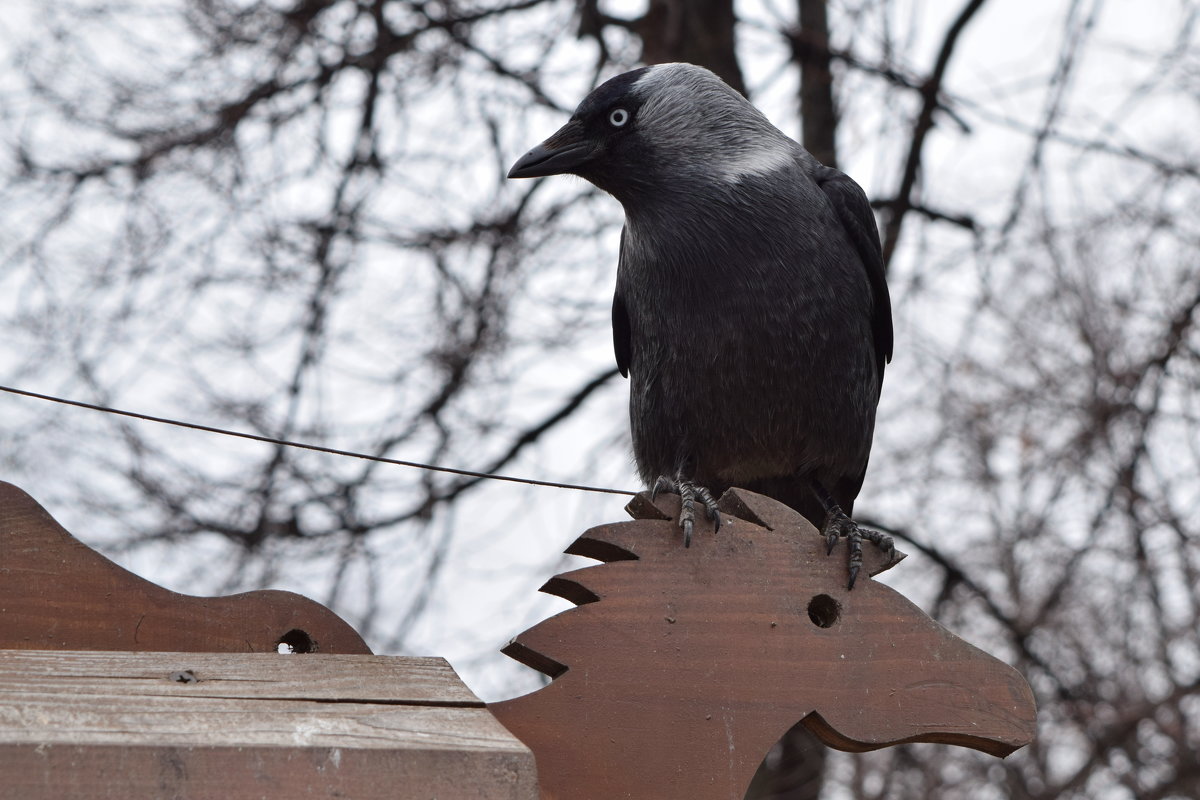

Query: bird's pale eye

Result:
[608,108,630,127]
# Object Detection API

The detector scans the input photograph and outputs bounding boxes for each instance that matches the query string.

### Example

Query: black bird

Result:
[509,64,893,588]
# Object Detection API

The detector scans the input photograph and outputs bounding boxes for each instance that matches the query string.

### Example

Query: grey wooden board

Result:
[0,650,537,799]
[1,650,480,705]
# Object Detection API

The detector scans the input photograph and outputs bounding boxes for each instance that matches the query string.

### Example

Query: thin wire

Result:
[0,384,636,497]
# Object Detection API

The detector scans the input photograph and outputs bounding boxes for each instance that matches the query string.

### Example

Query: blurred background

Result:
[2,1,1198,797]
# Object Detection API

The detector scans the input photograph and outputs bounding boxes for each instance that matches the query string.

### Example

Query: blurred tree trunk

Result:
[794,0,838,168]
[634,0,746,96]
[744,720,828,800]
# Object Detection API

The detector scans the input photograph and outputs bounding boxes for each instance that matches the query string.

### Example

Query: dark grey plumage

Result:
[510,64,892,580]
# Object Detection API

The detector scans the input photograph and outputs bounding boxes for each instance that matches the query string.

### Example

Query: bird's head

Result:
[508,63,795,201]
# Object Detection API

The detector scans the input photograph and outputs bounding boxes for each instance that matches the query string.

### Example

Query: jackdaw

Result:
[509,63,893,588]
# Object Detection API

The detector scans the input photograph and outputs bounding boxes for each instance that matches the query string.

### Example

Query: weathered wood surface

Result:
[0,649,538,799]
[1,649,479,706]
[490,488,1037,800]
[0,480,369,654]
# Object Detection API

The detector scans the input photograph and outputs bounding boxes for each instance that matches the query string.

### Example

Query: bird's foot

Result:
[651,475,721,547]
[822,505,895,590]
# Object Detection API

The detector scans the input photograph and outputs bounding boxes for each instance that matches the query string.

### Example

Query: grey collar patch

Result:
[719,145,795,182]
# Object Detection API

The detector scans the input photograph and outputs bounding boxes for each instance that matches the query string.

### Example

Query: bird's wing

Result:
[612,230,632,378]
[815,166,894,379]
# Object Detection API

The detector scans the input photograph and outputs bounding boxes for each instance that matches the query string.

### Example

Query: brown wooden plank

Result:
[0,650,537,799]
[490,488,1037,800]
[0,481,370,654]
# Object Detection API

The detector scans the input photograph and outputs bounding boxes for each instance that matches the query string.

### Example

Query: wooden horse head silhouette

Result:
[490,489,1036,800]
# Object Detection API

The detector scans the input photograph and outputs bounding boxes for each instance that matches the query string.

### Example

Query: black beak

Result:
[508,119,594,179]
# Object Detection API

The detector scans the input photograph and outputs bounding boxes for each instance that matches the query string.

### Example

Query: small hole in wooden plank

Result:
[277,629,315,654]
[807,594,841,628]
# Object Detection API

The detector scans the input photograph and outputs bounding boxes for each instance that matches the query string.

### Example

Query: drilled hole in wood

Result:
[169,669,198,684]
[277,629,315,654]
[807,594,841,628]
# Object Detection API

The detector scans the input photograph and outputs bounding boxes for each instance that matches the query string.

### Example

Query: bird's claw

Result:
[652,475,720,547]
[821,505,894,590]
